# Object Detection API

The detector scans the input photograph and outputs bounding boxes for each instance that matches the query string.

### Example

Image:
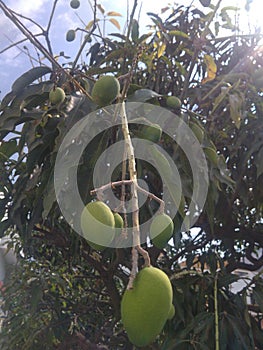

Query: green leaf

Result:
[157,41,166,58]
[30,283,43,312]
[256,146,263,178]
[131,19,139,42]
[203,147,218,166]
[11,66,52,93]
[211,86,231,114]
[199,0,211,6]
[147,145,184,218]
[127,89,162,102]
[42,173,56,219]
[109,33,127,40]
[229,93,242,129]
[0,91,15,110]
[168,30,189,39]
[0,82,52,131]
[86,18,100,30]
[252,284,263,313]
[218,273,241,288]
[138,32,153,44]
[221,6,240,12]
[0,139,17,159]
[0,220,9,238]
[225,314,250,349]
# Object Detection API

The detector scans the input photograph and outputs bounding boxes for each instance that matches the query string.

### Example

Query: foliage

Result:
[0,0,263,349]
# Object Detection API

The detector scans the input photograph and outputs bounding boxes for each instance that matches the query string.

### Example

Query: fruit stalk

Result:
[90,180,164,208]
[120,102,150,289]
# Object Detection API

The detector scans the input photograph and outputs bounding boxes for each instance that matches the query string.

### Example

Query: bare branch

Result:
[0,0,93,99]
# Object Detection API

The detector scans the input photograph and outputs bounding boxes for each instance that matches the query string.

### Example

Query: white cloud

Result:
[7,0,49,17]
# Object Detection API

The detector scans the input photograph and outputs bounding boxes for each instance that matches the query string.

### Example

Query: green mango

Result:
[166,95,181,109]
[121,266,173,347]
[66,30,76,42]
[113,212,124,229]
[70,0,80,9]
[91,75,120,107]
[80,201,115,250]
[49,87,65,104]
[113,212,124,239]
[150,213,174,249]
[143,123,162,143]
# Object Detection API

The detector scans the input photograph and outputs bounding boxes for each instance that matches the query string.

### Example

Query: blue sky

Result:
[0,0,262,98]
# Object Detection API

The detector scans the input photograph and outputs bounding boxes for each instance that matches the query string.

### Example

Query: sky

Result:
[0,0,262,98]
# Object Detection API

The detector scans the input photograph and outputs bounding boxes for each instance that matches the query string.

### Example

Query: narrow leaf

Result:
[157,42,166,58]
[221,6,240,12]
[109,33,127,40]
[97,4,105,14]
[109,18,121,30]
[107,11,122,17]
[211,86,231,114]
[86,18,100,30]
[0,91,15,110]
[161,7,170,14]
[0,139,17,159]
[169,30,189,39]
[131,19,139,42]
[138,32,153,43]
[256,146,263,178]
[229,93,242,129]
[148,145,184,218]
[11,66,51,93]
[202,54,217,84]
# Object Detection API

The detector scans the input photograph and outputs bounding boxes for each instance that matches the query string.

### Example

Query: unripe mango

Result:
[80,201,115,250]
[70,0,80,9]
[49,87,65,105]
[150,213,174,249]
[166,95,181,109]
[142,123,162,143]
[91,75,120,107]
[66,29,76,42]
[121,266,173,347]
[113,212,124,231]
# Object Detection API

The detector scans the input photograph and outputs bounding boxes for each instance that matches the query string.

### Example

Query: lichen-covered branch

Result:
[120,102,151,289]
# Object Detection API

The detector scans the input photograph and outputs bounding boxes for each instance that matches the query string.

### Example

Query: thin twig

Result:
[0,33,42,55]
[0,0,92,99]
[46,0,58,33]
[44,0,60,56]
[72,0,97,69]
[12,9,44,32]
[90,179,164,208]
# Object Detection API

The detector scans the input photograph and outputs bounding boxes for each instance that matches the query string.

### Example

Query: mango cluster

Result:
[80,201,123,250]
